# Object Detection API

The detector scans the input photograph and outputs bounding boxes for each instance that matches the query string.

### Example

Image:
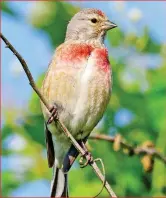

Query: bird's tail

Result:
[50,165,68,198]
[50,136,88,197]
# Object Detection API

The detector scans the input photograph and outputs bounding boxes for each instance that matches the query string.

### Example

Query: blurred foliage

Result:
[28,1,79,47]
[0,1,18,18]
[1,1,166,197]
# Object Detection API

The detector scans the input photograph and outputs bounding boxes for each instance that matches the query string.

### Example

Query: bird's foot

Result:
[79,151,93,168]
[47,105,58,125]
[79,141,93,168]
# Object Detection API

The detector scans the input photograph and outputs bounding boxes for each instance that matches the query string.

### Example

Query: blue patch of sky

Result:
[11,179,50,196]
[2,3,52,109]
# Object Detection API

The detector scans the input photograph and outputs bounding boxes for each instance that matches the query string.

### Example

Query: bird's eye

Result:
[91,18,97,23]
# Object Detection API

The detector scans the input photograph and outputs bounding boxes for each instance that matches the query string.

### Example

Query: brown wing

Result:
[44,123,55,168]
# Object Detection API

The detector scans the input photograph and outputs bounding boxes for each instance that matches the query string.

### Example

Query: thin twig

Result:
[1,33,117,197]
[89,134,166,164]
[93,158,106,198]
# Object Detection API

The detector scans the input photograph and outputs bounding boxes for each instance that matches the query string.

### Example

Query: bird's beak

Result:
[103,20,117,30]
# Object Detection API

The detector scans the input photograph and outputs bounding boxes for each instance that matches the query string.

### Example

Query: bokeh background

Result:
[1,1,166,197]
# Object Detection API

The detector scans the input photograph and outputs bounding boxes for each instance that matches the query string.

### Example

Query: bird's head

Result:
[65,8,117,44]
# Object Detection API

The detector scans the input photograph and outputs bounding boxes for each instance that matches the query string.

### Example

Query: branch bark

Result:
[1,33,117,198]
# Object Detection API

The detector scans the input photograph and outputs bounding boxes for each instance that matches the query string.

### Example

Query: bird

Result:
[40,8,117,197]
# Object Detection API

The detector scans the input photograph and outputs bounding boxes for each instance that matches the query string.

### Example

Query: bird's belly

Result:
[47,74,110,141]
[70,71,111,139]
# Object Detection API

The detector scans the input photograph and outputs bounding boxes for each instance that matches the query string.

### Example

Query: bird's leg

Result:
[79,140,93,168]
[47,104,58,125]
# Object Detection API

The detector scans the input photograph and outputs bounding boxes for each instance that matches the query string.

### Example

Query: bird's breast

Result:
[56,43,94,68]
[92,48,110,72]
[70,47,111,138]
[56,43,109,73]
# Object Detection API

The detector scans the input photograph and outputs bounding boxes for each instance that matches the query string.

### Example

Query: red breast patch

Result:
[60,44,94,64]
[94,48,110,72]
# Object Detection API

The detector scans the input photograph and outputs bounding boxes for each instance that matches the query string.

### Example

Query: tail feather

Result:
[50,136,88,197]
[50,166,68,197]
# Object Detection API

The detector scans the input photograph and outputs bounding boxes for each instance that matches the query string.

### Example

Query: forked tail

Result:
[50,166,68,197]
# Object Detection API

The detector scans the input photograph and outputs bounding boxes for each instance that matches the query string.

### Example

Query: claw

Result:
[47,105,58,125]
[79,152,93,168]
[79,156,84,166]
[79,150,93,168]
[79,142,93,168]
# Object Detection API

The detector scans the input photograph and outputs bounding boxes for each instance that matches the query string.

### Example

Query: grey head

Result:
[65,8,117,44]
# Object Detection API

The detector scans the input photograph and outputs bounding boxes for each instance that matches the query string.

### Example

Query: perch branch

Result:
[90,134,166,164]
[1,33,117,197]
